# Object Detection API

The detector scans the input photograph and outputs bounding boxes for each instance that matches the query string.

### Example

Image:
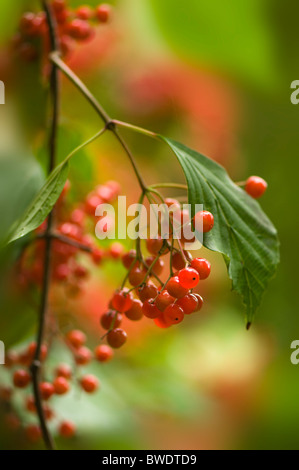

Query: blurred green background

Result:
[0,0,298,450]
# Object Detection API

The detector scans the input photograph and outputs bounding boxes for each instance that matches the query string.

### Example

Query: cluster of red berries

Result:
[12,0,113,62]
[99,206,214,346]
[15,179,122,297]
[0,332,114,443]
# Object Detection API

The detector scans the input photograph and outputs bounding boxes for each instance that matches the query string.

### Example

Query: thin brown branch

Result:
[30,0,59,451]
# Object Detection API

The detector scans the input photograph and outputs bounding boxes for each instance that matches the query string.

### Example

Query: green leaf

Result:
[6,127,105,245]
[0,153,44,245]
[161,137,280,323]
[7,160,69,244]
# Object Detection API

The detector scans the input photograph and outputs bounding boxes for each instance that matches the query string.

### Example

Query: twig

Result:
[30,0,59,451]
[49,52,147,192]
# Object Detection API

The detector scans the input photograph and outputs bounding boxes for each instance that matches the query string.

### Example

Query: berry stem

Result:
[49,52,147,192]
[149,183,188,191]
[38,232,93,253]
[112,120,158,139]
[30,0,59,452]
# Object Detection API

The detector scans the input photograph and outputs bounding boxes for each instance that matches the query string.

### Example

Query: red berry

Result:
[68,19,94,41]
[145,256,164,276]
[27,342,48,362]
[53,377,70,395]
[70,208,85,226]
[122,250,137,269]
[164,304,185,325]
[165,198,181,211]
[52,0,66,12]
[155,290,175,311]
[5,350,18,368]
[58,222,82,241]
[85,194,102,215]
[193,211,214,233]
[74,346,92,366]
[178,267,199,289]
[137,282,158,302]
[76,6,93,20]
[111,289,133,313]
[142,300,161,319]
[101,311,122,330]
[177,293,199,315]
[125,299,143,321]
[154,313,172,329]
[94,345,114,362]
[81,374,99,393]
[95,4,112,23]
[171,252,186,271]
[59,421,76,438]
[26,396,36,413]
[109,242,124,259]
[193,294,204,312]
[128,266,147,287]
[0,386,13,401]
[96,185,115,201]
[40,382,55,401]
[74,264,89,279]
[106,180,121,196]
[66,330,86,349]
[166,276,188,299]
[25,424,41,443]
[19,43,38,62]
[43,404,55,421]
[53,263,70,281]
[60,35,73,57]
[245,176,268,199]
[5,413,21,431]
[92,248,104,265]
[146,238,164,255]
[13,369,31,388]
[107,328,127,348]
[55,364,72,380]
[20,13,39,36]
[190,258,211,280]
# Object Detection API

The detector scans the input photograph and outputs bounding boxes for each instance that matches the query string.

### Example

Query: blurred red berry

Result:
[122,250,137,269]
[101,311,122,330]
[94,344,114,362]
[53,377,70,395]
[107,328,127,348]
[25,424,41,443]
[76,6,93,20]
[146,238,164,255]
[80,374,99,393]
[59,421,76,438]
[40,382,55,401]
[13,369,31,388]
[55,363,72,380]
[66,330,86,349]
[95,4,112,23]
[74,346,92,366]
